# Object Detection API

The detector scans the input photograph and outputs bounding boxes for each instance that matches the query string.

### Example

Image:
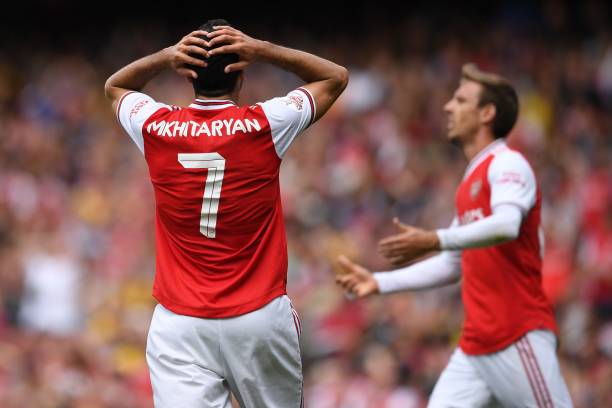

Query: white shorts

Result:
[428,330,573,408]
[146,295,303,408]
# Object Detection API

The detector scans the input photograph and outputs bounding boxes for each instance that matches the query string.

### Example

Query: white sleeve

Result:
[116,91,169,154]
[436,151,536,251]
[437,204,523,250]
[258,87,316,158]
[374,217,462,293]
[488,150,537,214]
[373,250,462,293]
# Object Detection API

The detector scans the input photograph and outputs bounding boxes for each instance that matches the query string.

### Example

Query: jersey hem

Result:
[459,321,558,355]
[152,285,287,319]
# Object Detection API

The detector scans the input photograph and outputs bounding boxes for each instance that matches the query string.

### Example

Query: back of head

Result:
[461,63,519,139]
[190,19,241,97]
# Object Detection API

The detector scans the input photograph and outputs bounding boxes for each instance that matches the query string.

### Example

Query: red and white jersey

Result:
[455,139,557,355]
[116,88,315,318]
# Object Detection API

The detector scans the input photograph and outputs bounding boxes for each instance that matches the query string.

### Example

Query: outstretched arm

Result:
[436,204,522,249]
[379,150,536,265]
[208,25,348,123]
[379,206,523,266]
[335,250,462,298]
[335,213,461,298]
[104,30,210,110]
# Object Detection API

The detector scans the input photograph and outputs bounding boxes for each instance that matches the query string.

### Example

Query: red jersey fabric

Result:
[116,89,315,317]
[456,141,558,354]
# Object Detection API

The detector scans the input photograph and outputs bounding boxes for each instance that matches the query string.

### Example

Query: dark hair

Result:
[189,19,241,97]
[461,63,519,139]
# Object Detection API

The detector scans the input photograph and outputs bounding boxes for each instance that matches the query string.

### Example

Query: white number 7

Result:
[178,153,226,238]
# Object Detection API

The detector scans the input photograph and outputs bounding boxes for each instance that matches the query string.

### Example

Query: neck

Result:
[462,128,497,162]
[195,93,237,103]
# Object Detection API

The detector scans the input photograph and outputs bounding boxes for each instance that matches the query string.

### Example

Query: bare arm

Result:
[104,30,210,110]
[208,25,348,122]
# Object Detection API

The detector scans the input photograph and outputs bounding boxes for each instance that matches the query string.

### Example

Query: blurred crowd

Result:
[1,3,611,407]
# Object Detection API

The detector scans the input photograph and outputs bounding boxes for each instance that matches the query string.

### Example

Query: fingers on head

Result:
[177,68,197,79]
[207,28,233,39]
[184,36,210,48]
[225,61,249,73]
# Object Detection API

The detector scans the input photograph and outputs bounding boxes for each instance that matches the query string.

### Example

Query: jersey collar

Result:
[463,138,507,179]
[189,99,237,110]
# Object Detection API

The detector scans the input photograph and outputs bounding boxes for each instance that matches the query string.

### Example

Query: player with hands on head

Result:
[336,64,572,407]
[105,18,348,408]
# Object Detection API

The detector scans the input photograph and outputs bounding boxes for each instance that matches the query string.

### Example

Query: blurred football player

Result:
[336,64,572,407]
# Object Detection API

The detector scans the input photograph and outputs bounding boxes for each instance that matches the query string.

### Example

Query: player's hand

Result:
[166,30,210,79]
[378,218,440,266]
[335,255,379,298]
[207,26,265,73]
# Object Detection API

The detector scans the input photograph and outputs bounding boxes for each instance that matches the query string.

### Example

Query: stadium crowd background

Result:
[0,1,610,407]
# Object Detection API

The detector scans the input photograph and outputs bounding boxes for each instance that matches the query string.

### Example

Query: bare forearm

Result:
[257,41,347,85]
[104,49,170,99]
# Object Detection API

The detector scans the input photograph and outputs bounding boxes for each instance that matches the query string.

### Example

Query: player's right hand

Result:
[335,255,379,298]
[378,218,440,266]
[166,30,210,79]
[207,26,264,73]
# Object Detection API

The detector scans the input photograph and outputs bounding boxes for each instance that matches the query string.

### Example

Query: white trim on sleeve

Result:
[295,87,316,126]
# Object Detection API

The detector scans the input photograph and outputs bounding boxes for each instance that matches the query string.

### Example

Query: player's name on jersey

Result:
[146,119,262,138]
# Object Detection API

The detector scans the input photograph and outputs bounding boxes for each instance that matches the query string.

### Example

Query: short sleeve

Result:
[258,87,316,158]
[116,91,169,154]
[488,150,537,214]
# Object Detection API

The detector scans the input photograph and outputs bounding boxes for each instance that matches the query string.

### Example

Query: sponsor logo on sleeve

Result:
[129,99,150,118]
[497,171,526,187]
[283,94,304,111]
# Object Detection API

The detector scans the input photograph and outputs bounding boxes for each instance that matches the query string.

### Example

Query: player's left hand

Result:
[335,256,379,298]
[378,218,440,265]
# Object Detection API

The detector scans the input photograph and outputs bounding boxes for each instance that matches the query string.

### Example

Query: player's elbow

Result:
[494,222,521,243]
[104,75,123,102]
[490,206,522,243]
[104,77,114,100]
[507,224,521,241]
[331,65,349,93]
[448,267,462,284]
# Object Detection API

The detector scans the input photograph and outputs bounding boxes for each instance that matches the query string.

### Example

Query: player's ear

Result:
[236,72,244,92]
[480,103,496,126]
